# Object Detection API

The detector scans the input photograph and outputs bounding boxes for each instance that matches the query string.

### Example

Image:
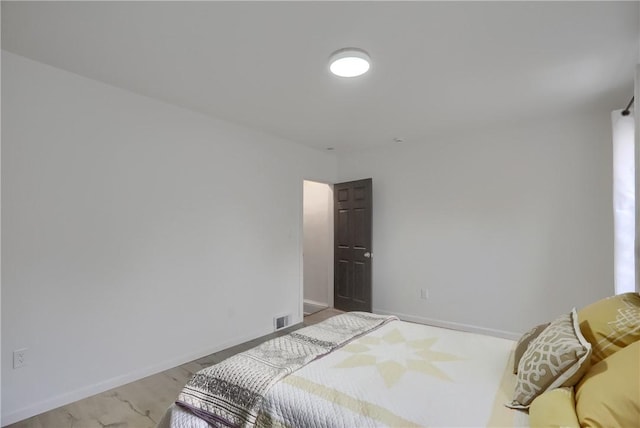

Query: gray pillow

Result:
[513,322,550,374]
[507,309,592,410]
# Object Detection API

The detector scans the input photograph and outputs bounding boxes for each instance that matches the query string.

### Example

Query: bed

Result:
[158,312,528,427]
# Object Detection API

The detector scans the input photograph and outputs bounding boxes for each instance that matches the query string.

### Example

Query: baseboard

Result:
[373,308,520,341]
[1,324,299,426]
[303,298,328,307]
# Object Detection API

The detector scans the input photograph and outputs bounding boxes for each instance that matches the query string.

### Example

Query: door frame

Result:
[299,178,334,320]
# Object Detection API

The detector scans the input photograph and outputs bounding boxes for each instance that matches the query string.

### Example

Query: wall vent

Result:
[274,314,290,331]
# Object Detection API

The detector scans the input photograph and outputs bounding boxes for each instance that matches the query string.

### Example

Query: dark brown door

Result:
[334,179,372,312]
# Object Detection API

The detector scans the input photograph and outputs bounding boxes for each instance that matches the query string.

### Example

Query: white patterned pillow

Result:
[507,309,591,409]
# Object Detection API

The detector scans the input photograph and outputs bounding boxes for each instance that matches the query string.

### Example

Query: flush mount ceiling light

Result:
[329,48,371,78]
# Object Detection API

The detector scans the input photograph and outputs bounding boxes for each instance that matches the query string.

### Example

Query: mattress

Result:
[159,318,529,427]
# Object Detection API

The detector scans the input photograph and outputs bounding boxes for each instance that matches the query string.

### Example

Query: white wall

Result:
[636,64,640,292]
[337,112,614,338]
[303,181,333,306]
[0,11,3,419]
[1,51,337,424]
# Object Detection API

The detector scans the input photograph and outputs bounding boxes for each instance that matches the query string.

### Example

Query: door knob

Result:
[364,252,372,258]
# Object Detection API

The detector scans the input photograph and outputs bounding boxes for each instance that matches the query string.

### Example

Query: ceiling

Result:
[2,1,638,151]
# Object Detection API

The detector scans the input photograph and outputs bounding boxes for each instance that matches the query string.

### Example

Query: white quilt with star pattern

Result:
[258,320,526,427]
[159,319,528,427]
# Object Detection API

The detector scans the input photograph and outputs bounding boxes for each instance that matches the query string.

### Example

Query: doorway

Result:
[302,180,334,315]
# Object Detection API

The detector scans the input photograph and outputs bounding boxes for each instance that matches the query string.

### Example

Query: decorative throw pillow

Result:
[513,322,550,374]
[578,292,640,365]
[506,309,591,409]
[529,387,580,428]
[575,340,640,428]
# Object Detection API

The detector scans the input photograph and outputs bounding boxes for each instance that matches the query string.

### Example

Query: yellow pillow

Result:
[529,387,580,428]
[578,292,640,364]
[575,340,640,428]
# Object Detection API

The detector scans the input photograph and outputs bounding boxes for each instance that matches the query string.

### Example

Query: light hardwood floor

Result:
[7,308,344,428]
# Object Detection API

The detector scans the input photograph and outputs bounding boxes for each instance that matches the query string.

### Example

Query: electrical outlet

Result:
[13,348,27,369]
[420,288,429,300]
